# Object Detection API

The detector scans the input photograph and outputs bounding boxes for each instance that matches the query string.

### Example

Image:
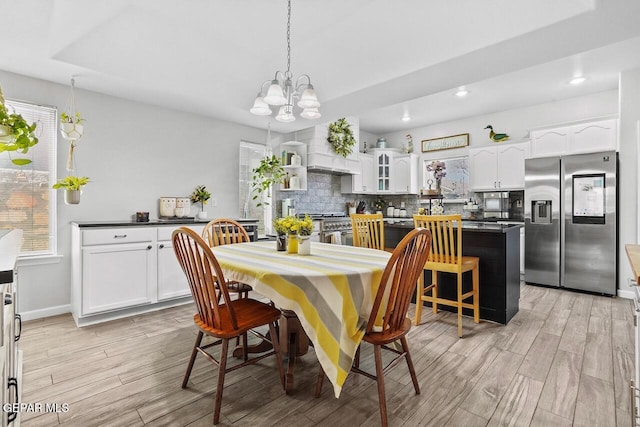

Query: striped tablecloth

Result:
[211,241,391,398]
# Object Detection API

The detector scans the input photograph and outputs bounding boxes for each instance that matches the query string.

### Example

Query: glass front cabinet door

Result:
[376,151,391,192]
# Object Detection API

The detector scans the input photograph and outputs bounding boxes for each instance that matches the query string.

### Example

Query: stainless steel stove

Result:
[300,212,352,244]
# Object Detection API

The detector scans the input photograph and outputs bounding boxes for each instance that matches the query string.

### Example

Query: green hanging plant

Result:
[0,85,39,166]
[251,154,285,206]
[327,117,356,158]
[52,175,90,191]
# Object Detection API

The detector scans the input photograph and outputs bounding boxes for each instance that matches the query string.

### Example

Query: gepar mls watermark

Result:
[2,402,69,413]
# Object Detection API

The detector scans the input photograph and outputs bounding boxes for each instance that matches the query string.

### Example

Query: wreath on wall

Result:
[327,117,356,158]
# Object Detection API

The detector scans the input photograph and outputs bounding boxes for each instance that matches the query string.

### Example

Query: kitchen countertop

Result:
[384,219,522,233]
[625,244,640,285]
[72,218,259,228]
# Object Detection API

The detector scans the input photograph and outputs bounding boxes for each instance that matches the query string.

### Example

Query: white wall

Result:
[1,70,266,318]
[618,68,640,292]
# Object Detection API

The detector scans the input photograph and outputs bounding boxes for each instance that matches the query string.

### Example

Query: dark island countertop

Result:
[384,219,522,233]
[72,218,259,228]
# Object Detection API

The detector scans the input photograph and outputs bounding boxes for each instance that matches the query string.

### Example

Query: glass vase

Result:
[276,234,286,251]
[436,178,442,194]
[298,235,311,255]
[287,234,298,254]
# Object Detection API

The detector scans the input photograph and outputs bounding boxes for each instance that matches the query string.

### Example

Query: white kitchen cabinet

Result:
[71,223,213,326]
[568,119,617,154]
[341,153,375,194]
[375,150,393,192]
[469,142,529,190]
[157,225,203,300]
[279,140,307,191]
[392,154,419,194]
[81,234,156,315]
[529,117,617,158]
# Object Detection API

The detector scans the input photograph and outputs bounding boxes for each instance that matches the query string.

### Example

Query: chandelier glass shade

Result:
[250,0,320,122]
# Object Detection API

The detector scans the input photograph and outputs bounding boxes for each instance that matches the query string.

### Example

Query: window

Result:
[239,140,272,237]
[0,100,57,256]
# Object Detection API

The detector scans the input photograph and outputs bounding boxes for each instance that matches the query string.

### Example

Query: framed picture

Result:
[421,133,469,152]
[423,156,469,202]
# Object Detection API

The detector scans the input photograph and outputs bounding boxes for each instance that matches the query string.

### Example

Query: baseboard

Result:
[617,289,634,300]
[19,304,71,321]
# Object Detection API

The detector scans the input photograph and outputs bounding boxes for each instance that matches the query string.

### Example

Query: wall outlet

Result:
[210,198,217,207]
[628,277,637,287]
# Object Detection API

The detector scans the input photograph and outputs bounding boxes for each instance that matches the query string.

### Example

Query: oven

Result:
[303,213,352,245]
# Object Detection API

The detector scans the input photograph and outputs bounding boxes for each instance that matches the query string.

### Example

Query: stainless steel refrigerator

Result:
[524,151,617,295]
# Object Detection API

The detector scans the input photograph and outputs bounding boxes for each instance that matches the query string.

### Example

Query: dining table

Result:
[210,240,391,398]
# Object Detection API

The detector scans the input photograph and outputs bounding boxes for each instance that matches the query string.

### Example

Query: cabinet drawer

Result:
[157,225,204,241]
[82,228,154,246]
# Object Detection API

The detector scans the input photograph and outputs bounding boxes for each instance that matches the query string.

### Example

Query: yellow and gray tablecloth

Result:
[211,241,390,398]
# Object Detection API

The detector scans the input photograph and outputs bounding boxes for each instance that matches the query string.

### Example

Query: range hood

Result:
[286,117,360,175]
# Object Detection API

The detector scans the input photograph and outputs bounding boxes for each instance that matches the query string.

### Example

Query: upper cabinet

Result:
[341,153,375,194]
[392,153,419,194]
[469,142,530,190]
[530,118,617,158]
[341,150,418,194]
[279,140,307,191]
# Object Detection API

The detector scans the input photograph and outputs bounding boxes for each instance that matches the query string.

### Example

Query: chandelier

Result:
[250,0,320,122]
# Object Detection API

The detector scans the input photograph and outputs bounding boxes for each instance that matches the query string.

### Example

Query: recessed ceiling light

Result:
[569,76,587,85]
[455,87,468,97]
[401,114,411,122]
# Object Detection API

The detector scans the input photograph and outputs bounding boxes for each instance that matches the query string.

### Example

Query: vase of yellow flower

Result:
[274,216,300,253]
[273,217,289,251]
[297,215,313,255]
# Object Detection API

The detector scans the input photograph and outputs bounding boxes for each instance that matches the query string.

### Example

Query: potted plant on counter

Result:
[190,185,211,219]
[251,154,285,206]
[0,85,39,166]
[52,175,89,205]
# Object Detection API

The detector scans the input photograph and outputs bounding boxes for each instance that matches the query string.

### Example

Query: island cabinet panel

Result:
[385,224,521,324]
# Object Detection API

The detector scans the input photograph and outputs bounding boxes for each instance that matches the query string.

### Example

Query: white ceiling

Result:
[1,0,640,135]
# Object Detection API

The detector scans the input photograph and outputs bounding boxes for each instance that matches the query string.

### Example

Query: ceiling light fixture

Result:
[401,114,411,122]
[455,87,468,97]
[250,0,320,122]
[569,76,586,85]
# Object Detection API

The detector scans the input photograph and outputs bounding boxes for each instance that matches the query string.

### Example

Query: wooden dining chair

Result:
[350,212,385,250]
[413,214,480,338]
[315,228,432,427]
[202,218,252,299]
[172,227,285,425]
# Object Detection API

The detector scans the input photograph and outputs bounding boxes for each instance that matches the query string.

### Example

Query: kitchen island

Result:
[385,220,521,324]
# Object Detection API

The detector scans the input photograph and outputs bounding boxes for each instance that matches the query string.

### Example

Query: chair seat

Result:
[425,255,479,274]
[363,317,412,346]
[226,281,253,293]
[194,298,282,339]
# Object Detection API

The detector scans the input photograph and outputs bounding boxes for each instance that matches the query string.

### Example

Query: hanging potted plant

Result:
[52,175,89,205]
[251,154,285,206]
[327,117,356,158]
[0,85,39,166]
[60,111,85,141]
[190,185,211,219]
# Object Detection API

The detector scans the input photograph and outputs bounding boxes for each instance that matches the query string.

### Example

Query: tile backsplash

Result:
[275,171,468,217]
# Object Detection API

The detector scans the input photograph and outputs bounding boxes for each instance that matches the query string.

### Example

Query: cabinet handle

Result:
[14,313,21,342]
[7,377,18,422]
[113,234,127,239]
[147,245,152,250]
[159,244,165,249]
[494,181,497,188]
[4,294,12,305]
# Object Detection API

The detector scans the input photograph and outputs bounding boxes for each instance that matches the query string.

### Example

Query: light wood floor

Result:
[20,283,635,426]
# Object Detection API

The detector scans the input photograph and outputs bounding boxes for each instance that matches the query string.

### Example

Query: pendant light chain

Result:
[286,0,292,77]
